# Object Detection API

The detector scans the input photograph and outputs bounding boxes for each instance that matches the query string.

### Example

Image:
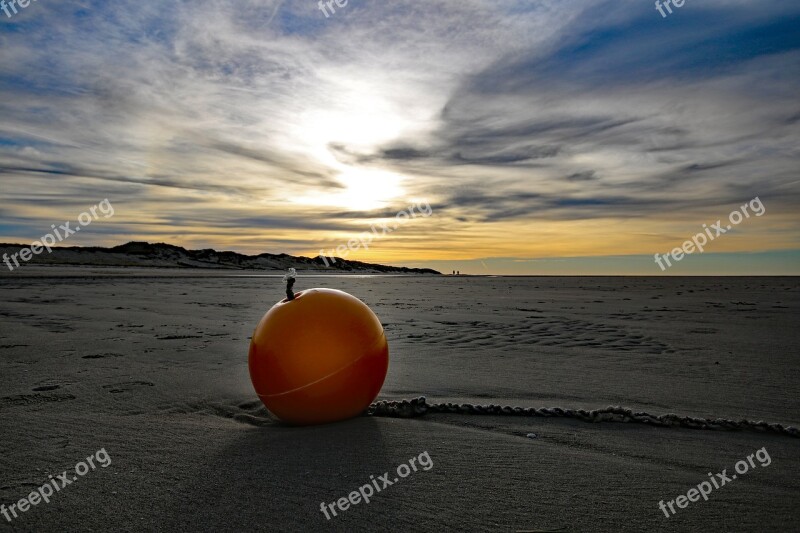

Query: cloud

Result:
[566,171,597,182]
[359,0,800,224]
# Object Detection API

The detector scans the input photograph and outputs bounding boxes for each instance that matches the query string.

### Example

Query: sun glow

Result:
[295,168,404,211]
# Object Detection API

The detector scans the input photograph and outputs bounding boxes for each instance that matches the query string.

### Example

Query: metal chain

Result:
[366,397,799,438]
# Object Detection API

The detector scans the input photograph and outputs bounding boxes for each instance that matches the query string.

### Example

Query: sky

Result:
[1,0,799,275]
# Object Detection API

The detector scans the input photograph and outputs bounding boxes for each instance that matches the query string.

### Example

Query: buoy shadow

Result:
[159,416,392,530]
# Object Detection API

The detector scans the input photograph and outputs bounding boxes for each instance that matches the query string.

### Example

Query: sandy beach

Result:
[1,270,798,531]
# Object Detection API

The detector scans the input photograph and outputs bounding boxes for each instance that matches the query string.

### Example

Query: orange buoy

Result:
[248,287,389,425]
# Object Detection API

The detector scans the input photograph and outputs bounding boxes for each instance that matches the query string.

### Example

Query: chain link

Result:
[366,397,799,438]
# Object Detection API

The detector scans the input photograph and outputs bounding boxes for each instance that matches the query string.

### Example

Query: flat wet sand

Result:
[1,270,798,531]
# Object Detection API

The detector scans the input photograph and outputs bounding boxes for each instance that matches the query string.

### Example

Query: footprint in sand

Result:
[103,381,155,394]
[0,393,76,409]
[82,352,124,359]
